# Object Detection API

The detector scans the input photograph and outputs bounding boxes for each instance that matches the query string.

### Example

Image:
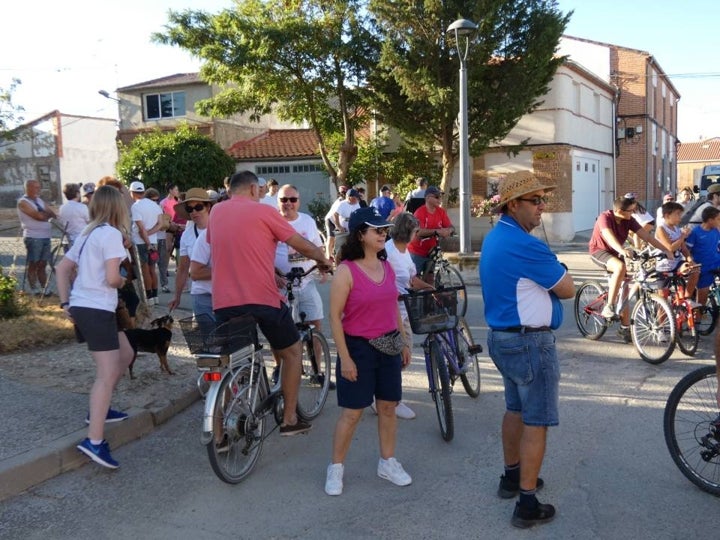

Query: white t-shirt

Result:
[385,239,416,318]
[130,198,163,245]
[189,229,212,296]
[324,198,344,222]
[336,200,360,229]
[58,200,89,243]
[66,224,126,312]
[261,194,278,207]
[275,213,321,290]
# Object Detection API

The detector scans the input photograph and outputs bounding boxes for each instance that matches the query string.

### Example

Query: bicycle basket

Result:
[179,314,257,355]
[401,286,462,334]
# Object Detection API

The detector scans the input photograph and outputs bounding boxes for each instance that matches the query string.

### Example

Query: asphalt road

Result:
[1,261,718,539]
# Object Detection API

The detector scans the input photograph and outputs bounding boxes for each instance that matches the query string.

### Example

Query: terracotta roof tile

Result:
[117,73,202,92]
[678,138,720,162]
[228,129,319,160]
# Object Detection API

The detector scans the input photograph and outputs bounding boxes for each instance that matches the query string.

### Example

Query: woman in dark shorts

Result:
[56,186,134,469]
[324,207,412,496]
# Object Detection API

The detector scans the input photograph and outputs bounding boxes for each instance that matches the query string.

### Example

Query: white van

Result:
[699,164,720,196]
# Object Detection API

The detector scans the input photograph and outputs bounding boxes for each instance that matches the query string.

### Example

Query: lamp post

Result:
[447,18,477,255]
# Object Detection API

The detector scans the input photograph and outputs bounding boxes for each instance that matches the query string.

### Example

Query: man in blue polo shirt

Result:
[480,170,575,529]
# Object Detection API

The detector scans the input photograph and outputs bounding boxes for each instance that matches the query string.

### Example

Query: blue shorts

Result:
[336,334,402,409]
[215,303,299,351]
[135,243,149,264]
[698,270,718,289]
[24,237,51,263]
[409,253,429,276]
[488,329,559,427]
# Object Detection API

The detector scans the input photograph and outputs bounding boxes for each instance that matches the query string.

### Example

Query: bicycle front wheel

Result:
[207,364,265,484]
[433,263,467,317]
[630,294,675,364]
[456,318,481,398]
[429,340,454,442]
[296,331,331,421]
[675,304,699,357]
[663,365,720,496]
[574,281,607,340]
[697,294,719,336]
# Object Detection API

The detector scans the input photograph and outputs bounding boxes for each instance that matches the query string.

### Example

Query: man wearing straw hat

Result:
[480,170,575,529]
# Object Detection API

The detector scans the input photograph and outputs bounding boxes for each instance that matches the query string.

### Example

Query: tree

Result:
[115,124,235,192]
[153,0,377,187]
[0,78,25,140]
[369,0,570,193]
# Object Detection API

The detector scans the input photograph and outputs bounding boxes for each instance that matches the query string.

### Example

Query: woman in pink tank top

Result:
[324,207,412,496]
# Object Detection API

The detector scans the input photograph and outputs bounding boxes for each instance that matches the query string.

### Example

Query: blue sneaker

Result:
[85,408,129,425]
[76,438,119,469]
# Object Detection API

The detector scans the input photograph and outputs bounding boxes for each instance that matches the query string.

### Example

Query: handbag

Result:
[368,330,406,356]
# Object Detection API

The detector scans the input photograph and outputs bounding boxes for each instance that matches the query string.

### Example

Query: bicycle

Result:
[574,249,676,364]
[420,233,467,317]
[663,364,720,496]
[400,285,482,442]
[179,314,320,484]
[662,267,701,357]
[281,265,332,418]
[697,271,720,336]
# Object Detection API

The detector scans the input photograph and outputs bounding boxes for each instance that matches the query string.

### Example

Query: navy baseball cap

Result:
[425,186,443,197]
[348,207,392,233]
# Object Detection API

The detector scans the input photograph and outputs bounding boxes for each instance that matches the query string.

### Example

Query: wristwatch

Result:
[60,302,69,308]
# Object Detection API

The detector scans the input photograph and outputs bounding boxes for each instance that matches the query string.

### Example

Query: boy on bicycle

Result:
[685,206,720,307]
[589,195,672,341]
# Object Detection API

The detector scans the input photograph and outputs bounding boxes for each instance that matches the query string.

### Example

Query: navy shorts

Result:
[136,243,149,264]
[325,218,337,238]
[24,237,51,263]
[215,303,299,351]
[488,329,559,427]
[70,306,120,352]
[336,334,402,409]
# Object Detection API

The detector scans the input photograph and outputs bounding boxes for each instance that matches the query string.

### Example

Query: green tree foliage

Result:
[154,0,377,187]
[0,78,25,140]
[115,124,235,192]
[369,0,570,193]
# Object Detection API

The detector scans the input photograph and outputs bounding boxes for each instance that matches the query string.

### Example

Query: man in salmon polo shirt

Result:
[207,170,332,436]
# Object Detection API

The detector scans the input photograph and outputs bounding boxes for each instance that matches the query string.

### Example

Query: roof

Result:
[677,138,720,162]
[227,129,320,160]
[117,73,203,92]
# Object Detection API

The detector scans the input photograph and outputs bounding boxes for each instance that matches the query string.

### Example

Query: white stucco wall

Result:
[58,116,118,193]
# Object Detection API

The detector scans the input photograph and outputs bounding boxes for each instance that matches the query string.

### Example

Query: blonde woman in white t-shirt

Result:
[56,185,134,470]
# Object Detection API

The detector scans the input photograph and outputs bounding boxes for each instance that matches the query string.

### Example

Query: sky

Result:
[2,0,718,143]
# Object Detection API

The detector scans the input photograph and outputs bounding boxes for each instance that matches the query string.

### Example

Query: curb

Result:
[0,387,200,502]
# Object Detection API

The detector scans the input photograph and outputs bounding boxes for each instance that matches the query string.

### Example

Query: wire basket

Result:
[179,314,257,355]
[401,286,462,334]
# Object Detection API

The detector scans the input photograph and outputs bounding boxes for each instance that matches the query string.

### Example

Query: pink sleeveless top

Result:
[341,259,398,339]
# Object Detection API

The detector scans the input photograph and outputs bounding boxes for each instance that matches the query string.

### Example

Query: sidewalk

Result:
[0,241,596,503]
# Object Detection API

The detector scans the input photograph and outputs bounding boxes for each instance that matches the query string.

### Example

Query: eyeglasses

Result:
[279,197,298,203]
[184,203,206,213]
[517,196,549,206]
[368,227,390,235]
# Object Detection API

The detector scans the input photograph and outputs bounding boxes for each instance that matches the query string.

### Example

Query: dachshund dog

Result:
[124,315,174,379]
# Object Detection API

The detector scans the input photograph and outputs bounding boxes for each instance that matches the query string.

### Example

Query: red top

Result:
[589,209,641,256]
[408,205,452,257]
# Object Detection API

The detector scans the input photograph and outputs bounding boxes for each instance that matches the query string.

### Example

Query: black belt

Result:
[494,326,551,333]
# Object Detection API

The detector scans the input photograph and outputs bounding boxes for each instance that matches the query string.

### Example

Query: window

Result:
[256,165,290,175]
[293,164,324,173]
[144,91,186,120]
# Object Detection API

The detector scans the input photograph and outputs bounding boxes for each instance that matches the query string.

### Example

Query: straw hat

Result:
[493,171,556,212]
[173,187,213,219]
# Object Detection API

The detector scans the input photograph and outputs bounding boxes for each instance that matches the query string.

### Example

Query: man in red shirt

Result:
[407,186,454,276]
[207,171,332,436]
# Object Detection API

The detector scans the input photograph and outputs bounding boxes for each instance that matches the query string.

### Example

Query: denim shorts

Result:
[336,334,402,409]
[488,329,559,426]
[409,253,429,276]
[24,237,51,263]
[135,243,149,264]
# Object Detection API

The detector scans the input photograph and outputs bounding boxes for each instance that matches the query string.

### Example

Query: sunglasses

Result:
[368,226,390,235]
[184,203,206,213]
[517,196,549,206]
[279,197,299,203]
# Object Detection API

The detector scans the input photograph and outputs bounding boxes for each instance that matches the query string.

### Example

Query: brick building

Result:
[677,137,720,190]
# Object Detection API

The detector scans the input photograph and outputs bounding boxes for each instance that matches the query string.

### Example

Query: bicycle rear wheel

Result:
[674,304,699,357]
[429,340,454,442]
[697,294,719,336]
[456,318,481,398]
[207,364,265,484]
[433,263,467,317]
[630,294,675,364]
[573,281,608,340]
[663,365,720,496]
[296,331,331,421]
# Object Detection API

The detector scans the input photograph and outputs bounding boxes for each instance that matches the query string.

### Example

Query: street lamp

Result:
[98,89,120,103]
[447,18,477,255]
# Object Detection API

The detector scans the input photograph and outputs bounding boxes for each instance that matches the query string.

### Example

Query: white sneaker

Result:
[686,299,702,309]
[369,399,377,414]
[395,401,416,420]
[325,463,344,495]
[601,304,615,318]
[377,457,412,486]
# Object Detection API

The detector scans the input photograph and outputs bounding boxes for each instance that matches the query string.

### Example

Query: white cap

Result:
[257,177,267,187]
[129,181,145,192]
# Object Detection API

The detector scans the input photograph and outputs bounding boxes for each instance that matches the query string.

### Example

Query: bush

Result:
[307,196,331,229]
[0,269,27,319]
